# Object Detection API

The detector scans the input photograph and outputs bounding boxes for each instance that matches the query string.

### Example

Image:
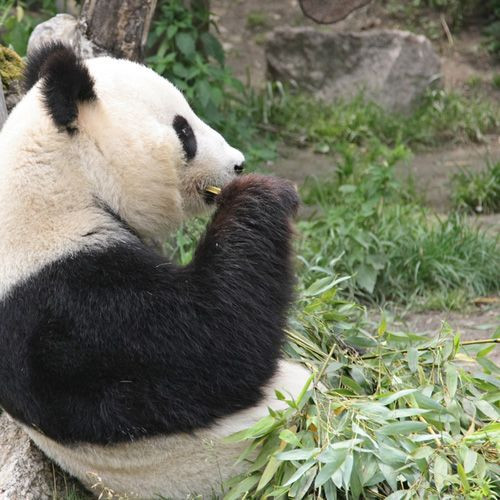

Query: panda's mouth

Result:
[199,185,221,205]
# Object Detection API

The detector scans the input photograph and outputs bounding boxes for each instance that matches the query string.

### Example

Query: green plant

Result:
[147,0,237,124]
[222,283,500,498]
[246,11,269,31]
[0,1,58,55]
[385,0,500,37]
[484,20,500,59]
[451,161,500,214]
[493,74,500,89]
[295,142,500,306]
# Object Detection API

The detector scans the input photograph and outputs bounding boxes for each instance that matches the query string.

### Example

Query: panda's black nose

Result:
[234,162,245,174]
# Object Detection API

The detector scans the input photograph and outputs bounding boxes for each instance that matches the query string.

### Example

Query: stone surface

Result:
[0,414,85,499]
[3,79,22,113]
[27,13,101,59]
[266,27,441,112]
[0,77,7,130]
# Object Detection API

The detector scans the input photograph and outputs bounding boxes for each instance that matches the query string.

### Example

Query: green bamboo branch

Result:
[360,338,499,360]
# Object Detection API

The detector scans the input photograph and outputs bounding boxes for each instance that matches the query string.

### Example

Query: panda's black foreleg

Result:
[191,174,299,338]
[179,173,299,404]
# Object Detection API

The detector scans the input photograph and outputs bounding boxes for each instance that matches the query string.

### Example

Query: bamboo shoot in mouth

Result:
[205,186,221,196]
[203,185,221,204]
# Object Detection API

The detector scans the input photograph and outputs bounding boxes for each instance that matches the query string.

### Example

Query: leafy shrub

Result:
[451,161,500,214]
[385,0,500,37]
[147,0,239,125]
[484,19,500,59]
[0,0,58,55]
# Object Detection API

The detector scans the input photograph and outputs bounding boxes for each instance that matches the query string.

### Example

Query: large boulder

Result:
[266,27,441,112]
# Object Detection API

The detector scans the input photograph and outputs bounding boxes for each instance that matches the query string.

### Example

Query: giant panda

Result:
[0,43,310,498]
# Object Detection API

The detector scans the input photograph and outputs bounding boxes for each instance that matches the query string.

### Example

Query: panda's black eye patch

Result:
[173,115,197,161]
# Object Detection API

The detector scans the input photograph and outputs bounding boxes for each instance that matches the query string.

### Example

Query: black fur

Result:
[0,175,299,445]
[173,115,197,161]
[23,42,96,132]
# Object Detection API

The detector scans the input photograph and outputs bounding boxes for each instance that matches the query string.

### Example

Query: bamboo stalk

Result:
[361,338,499,361]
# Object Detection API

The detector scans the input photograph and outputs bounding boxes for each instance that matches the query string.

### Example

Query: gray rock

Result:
[27,13,103,60]
[0,414,86,499]
[27,14,79,53]
[4,79,22,113]
[0,77,7,130]
[266,27,441,112]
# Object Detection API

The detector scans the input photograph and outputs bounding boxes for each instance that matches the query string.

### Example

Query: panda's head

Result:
[7,43,244,241]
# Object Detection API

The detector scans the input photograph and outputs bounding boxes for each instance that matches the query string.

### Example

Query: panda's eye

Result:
[173,115,197,161]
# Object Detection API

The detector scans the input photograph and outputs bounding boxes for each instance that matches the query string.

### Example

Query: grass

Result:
[246,11,270,31]
[297,152,500,307]
[245,85,499,154]
[384,0,500,44]
[223,84,500,309]
[493,74,500,89]
[298,206,500,307]
[451,161,500,214]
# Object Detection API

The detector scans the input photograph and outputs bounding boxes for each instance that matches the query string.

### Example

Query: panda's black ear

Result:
[23,42,97,133]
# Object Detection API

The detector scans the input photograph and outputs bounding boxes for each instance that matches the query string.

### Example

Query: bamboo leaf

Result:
[464,448,478,474]
[283,460,316,487]
[433,455,449,492]
[378,421,428,436]
[315,450,347,487]
[276,448,319,461]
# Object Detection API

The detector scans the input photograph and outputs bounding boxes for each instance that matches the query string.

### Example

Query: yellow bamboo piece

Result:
[205,186,221,196]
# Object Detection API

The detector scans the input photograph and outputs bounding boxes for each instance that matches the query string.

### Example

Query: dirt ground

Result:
[372,304,500,365]
[213,0,500,358]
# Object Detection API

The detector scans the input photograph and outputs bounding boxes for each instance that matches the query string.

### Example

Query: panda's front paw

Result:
[218,174,299,218]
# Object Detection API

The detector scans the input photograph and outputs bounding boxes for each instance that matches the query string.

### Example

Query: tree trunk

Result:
[79,0,158,61]
[0,77,8,131]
